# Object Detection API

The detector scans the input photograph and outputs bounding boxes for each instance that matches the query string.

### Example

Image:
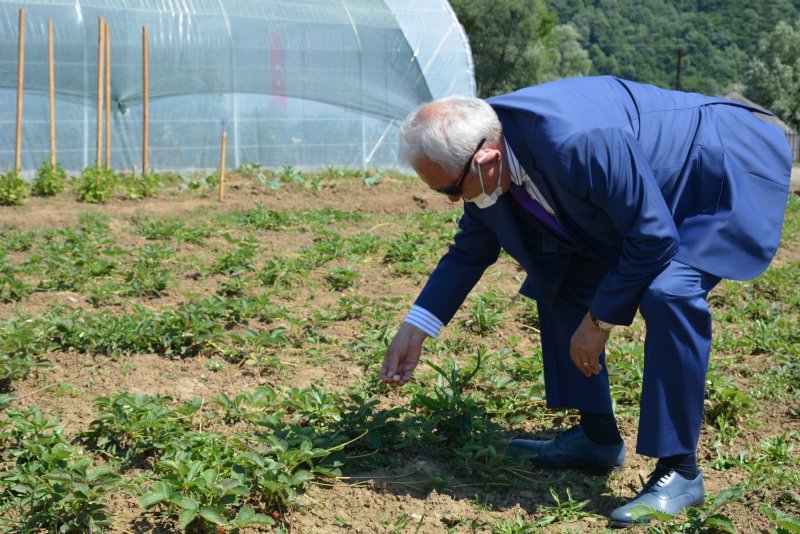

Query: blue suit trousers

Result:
[538,259,721,458]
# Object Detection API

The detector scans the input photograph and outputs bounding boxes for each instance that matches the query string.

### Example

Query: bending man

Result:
[380,76,791,525]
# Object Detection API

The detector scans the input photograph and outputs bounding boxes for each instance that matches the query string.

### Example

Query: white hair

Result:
[398,95,503,174]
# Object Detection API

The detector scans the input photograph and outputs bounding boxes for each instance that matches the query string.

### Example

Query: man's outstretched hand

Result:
[380,322,428,386]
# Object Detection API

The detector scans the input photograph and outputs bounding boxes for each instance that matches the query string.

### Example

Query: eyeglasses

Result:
[435,137,486,196]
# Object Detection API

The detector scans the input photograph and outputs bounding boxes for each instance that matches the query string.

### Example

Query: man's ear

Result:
[476,147,501,166]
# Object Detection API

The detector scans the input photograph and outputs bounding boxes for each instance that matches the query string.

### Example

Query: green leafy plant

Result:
[384,232,426,272]
[0,170,29,206]
[235,204,291,231]
[492,513,541,533]
[82,392,201,463]
[73,167,118,203]
[32,161,68,196]
[705,371,756,430]
[463,290,506,335]
[133,215,213,243]
[274,164,322,189]
[210,386,279,424]
[178,173,213,190]
[0,346,50,392]
[631,486,742,533]
[760,504,800,533]
[533,487,599,525]
[124,244,173,297]
[326,265,359,290]
[121,171,162,199]
[212,235,259,276]
[0,408,120,533]
[259,258,305,288]
[408,352,497,445]
[25,218,120,291]
[0,255,30,303]
[140,421,344,531]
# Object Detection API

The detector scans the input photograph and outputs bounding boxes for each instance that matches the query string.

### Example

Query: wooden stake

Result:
[48,18,56,166]
[142,26,149,175]
[218,131,227,202]
[95,16,105,168]
[15,8,25,174]
[105,21,111,170]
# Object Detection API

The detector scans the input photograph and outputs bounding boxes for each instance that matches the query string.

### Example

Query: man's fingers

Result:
[381,351,399,380]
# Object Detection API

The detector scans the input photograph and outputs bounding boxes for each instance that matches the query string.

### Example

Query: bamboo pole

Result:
[218,131,227,202]
[15,8,25,174]
[105,21,111,170]
[95,16,105,168]
[48,18,56,166]
[142,26,149,175]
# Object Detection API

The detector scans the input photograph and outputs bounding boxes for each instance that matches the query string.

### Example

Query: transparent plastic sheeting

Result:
[0,0,475,173]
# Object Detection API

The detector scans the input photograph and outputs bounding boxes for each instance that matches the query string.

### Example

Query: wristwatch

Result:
[589,310,615,332]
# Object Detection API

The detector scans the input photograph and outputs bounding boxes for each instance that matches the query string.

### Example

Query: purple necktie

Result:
[509,182,572,242]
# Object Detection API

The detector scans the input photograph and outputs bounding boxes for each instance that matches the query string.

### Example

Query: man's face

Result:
[414,150,504,204]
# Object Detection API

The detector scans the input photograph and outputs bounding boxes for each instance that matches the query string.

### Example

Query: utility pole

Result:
[674,47,685,91]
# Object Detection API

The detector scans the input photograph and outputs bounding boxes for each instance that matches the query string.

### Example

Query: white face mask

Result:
[465,153,503,209]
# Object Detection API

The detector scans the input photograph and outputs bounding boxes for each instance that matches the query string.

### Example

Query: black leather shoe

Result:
[507,425,625,469]
[608,467,705,527]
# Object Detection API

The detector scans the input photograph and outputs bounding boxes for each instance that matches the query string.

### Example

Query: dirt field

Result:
[1,169,799,533]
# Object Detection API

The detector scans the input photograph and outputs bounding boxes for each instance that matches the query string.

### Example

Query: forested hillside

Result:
[451,0,800,128]
[548,0,800,95]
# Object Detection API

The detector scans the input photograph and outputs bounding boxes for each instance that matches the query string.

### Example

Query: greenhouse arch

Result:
[0,0,475,172]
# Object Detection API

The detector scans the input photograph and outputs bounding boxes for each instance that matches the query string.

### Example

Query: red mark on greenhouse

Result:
[270,32,287,113]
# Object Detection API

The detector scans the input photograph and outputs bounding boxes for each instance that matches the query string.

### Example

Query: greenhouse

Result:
[0,0,475,173]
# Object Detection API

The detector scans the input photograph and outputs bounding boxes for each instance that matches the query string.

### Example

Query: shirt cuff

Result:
[404,305,443,339]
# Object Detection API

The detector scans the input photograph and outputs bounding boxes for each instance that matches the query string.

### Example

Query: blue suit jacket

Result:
[415,76,792,326]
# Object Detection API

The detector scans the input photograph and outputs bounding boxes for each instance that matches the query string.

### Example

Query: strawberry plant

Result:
[211,386,279,425]
[219,327,291,364]
[234,204,291,231]
[82,392,201,464]
[345,232,382,256]
[0,255,30,302]
[134,215,213,243]
[259,257,305,288]
[0,408,120,533]
[212,235,259,276]
[124,244,173,297]
[0,318,52,391]
[463,290,506,335]
[383,231,428,274]
[326,265,359,290]
[140,425,343,531]
[0,228,37,252]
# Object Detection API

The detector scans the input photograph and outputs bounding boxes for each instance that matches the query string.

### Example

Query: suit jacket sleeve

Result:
[561,128,680,325]
[414,205,501,325]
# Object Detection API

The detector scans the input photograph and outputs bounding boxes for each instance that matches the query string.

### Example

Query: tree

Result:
[450,0,557,96]
[746,19,800,130]
[544,24,593,81]
[547,0,800,95]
